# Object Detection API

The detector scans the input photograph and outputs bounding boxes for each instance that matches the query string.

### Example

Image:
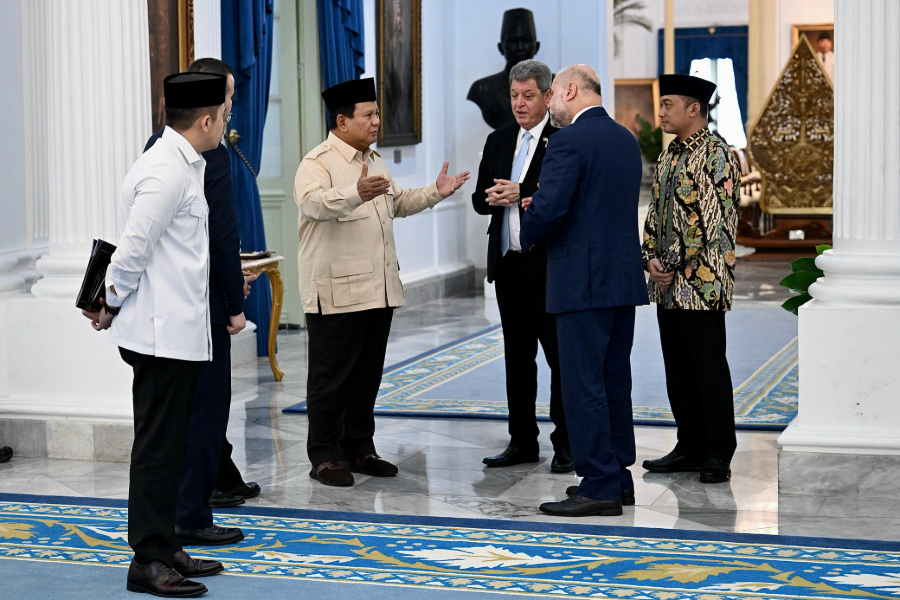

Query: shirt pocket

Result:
[385,192,395,219]
[189,200,208,248]
[331,257,376,307]
[338,202,371,222]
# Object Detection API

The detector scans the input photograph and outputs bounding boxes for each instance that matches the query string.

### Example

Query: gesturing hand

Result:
[357,162,391,202]
[647,258,674,293]
[485,179,520,207]
[436,161,470,198]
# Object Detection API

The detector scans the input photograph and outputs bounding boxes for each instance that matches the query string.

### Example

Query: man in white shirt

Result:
[83,72,229,598]
[472,59,571,473]
[816,32,834,82]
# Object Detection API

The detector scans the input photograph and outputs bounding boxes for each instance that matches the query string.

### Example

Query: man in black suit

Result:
[472,59,571,473]
[145,58,259,547]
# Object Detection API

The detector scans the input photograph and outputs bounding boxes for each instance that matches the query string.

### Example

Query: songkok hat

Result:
[501,8,536,40]
[321,77,377,112]
[164,72,227,109]
[658,74,717,104]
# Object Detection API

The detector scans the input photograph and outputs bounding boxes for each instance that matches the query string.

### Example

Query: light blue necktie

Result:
[500,131,533,256]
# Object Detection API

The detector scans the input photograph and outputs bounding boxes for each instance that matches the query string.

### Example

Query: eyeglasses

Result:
[224,112,233,124]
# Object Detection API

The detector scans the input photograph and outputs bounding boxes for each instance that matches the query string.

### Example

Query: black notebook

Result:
[76,239,117,312]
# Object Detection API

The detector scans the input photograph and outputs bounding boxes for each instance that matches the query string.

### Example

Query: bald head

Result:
[547,64,603,128]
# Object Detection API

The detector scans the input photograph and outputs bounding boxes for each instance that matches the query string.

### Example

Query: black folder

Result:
[76,239,117,312]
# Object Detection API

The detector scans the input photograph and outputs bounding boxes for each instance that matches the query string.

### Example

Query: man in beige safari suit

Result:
[294,77,469,487]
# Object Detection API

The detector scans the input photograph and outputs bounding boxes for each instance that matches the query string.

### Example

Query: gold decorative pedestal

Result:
[240,255,285,381]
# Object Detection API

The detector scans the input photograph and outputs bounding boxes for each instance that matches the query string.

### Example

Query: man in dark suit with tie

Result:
[473,59,571,473]
[520,65,649,517]
[145,58,260,546]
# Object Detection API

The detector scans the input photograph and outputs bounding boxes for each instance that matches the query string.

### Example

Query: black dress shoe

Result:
[176,525,244,547]
[206,490,245,508]
[482,446,540,468]
[349,454,398,477]
[550,449,574,473]
[126,559,207,597]
[173,551,223,578]
[699,458,731,483]
[566,486,635,505]
[222,481,261,499]
[642,451,702,473]
[0,446,11,464]
[310,461,354,486]
[540,495,623,517]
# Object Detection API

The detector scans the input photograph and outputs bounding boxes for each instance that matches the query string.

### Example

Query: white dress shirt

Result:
[817,50,834,82]
[572,105,600,124]
[106,126,212,361]
[507,111,550,251]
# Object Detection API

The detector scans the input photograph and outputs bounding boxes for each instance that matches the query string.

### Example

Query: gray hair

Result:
[509,59,552,94]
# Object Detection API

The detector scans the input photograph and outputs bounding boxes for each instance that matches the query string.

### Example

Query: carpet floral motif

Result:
[1,501,896,598]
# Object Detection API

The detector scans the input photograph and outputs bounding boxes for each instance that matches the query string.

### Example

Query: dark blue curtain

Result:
[317,0,365,123]
[658,26,749,124]
[222,0,275,356]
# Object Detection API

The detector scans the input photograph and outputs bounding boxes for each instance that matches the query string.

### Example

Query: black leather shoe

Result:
[540,495,623,517]
[206,490,245,508]
[642,451,702,473]
[566,486,635,505]
[221,482,261,499]
[310,461,354,486]
[173,551,223,578]
[176,525,244,547]
[0,446,11,464]
[699,458,731,483]
[349,454,398,477]
[482,446,540,468]
[126,559,207,597]
[550,449,574,473]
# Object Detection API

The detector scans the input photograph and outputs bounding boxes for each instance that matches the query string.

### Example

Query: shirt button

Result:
[386,261,391,266]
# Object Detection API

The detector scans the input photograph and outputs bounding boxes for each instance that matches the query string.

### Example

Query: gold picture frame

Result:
[614,78,661,137]
[376,0,422,146]
[791,23,834,50]
[148,0,195,132]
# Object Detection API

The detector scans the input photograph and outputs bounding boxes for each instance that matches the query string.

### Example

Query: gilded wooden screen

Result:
[747,35,834,215]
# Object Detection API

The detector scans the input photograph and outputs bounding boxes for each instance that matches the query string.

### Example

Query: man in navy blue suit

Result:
[145,58,260,547]
[519,65,649,517]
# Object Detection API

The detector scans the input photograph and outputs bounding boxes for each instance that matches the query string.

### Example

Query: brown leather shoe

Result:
[173,550,224,578]
[126,559,207,597]
[350,454,399,477]
[309,461,354,487]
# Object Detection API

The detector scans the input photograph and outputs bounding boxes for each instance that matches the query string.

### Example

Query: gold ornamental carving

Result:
[747,35,833,215]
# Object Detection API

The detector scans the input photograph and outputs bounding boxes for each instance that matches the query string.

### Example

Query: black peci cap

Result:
[321,77,377,112]
[164,72,227,108]
[658,74,717,104]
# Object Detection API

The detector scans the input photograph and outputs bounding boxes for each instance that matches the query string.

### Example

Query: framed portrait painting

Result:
[376,0,422,146]
[792,23,834,82]
[148,0,195,132]
[614,78,660,137]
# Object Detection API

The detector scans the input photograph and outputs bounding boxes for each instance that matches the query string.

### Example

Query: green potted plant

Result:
[778,245,832,314]
[635,114,662,182]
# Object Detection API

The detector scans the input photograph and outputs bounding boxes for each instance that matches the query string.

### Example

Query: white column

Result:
[30,0,151,299]
[778,0,900,454]
[193,0,222,60]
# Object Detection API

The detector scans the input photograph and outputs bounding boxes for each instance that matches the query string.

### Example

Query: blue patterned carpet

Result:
[2,494,900,600]
[284,305,799,430]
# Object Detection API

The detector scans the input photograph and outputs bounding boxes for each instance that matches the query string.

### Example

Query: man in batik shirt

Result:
[641,74,741,484]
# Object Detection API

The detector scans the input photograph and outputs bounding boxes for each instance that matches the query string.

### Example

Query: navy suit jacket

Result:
[145,131,245,326]
[519,107,649,314]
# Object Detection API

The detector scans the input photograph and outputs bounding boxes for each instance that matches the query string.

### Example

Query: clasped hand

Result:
[647,258,674,292]
[485,179,520,207]
[82,298,114,331]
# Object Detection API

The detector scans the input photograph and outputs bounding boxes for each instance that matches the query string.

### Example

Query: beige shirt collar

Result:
[327,131,378,164]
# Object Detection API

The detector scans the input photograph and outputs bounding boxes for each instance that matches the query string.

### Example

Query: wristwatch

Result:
[105,303,121,317]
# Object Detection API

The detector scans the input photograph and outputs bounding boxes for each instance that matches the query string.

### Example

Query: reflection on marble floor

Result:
[2,293,897,542]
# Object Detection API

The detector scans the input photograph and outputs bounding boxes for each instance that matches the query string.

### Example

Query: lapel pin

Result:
[543,138,549,147]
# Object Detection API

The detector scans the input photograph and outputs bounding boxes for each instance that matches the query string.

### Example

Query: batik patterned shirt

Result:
[641,127,740,311]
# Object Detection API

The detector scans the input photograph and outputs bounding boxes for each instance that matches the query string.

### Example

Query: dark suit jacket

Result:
[472,119,558,283]
[145,131,245,325]
[519,107,649,314]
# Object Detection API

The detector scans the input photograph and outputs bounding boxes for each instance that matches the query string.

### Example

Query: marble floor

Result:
[3,260,897,543]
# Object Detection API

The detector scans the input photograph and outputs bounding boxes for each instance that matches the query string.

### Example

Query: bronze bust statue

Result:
[467,8,541,130]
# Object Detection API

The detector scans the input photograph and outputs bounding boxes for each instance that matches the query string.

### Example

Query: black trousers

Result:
[215,439,244,492]
[119,348,199,567]
[305,307,394,466]
[494,251,569,454]
[657,307,737,463]
[177,325,232,530]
